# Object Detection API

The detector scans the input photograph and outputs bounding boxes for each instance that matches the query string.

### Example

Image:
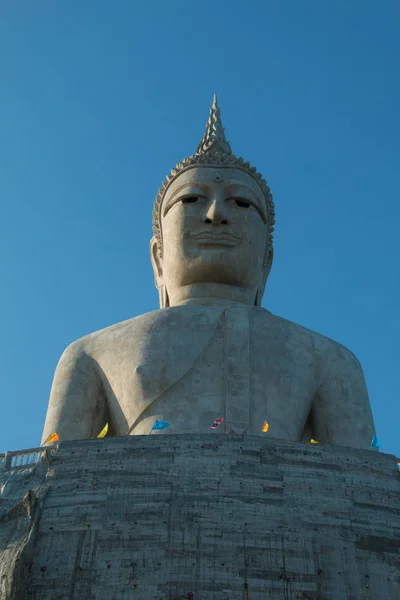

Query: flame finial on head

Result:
[197,93,232,155]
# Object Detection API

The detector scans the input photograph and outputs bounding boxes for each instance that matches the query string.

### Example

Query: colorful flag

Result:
[310,439,320,445]
[44,432,59,444]
[210,418,223,430]
[151,420,169,431]
[262,420,269,433]
[370,435,381,448]
[97,423,108,438]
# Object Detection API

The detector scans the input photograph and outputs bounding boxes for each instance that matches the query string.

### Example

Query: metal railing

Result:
[0,446,58,471]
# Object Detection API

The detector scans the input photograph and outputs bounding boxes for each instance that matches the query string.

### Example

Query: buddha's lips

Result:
[191,232,241,246]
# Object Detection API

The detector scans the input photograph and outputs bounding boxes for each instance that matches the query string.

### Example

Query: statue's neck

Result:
[167,283,257,308]
[174,297,249,307]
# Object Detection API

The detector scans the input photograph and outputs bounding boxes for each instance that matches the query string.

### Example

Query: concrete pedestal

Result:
[1,435,399,599]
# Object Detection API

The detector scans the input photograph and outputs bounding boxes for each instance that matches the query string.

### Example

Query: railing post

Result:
[4,452,11,470]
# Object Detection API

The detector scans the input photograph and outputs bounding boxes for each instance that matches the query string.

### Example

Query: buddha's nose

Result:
[204,198,228,225]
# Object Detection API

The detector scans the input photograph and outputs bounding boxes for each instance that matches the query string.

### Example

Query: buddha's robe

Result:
[42,306,375,449]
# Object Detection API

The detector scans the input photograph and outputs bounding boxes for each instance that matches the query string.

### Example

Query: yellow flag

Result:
[97,423,109,438]
[310,438,320,445]
[44,432,59,444]
[262,420,269,433]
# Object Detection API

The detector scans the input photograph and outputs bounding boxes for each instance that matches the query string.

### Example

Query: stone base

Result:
[1,435,399,599]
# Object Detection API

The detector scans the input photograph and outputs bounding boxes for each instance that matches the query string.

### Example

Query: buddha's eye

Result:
[181,197,199,204]
[234,199,251,208]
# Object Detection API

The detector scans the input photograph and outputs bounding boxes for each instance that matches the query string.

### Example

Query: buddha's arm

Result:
[41,341,108,445]
[311,344,376,449]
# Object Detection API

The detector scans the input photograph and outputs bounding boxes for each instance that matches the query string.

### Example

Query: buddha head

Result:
[151,95,275,308]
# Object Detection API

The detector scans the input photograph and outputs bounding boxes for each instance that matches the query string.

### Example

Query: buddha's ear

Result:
[263,246,274,283]
[255,247,274,306]
[150,236,163,287]
[150,237,170,308]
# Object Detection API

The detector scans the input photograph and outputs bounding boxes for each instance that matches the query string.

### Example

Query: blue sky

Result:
[1,1,399,456]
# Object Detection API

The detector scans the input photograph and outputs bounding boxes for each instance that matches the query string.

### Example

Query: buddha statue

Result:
[41,95,376,449]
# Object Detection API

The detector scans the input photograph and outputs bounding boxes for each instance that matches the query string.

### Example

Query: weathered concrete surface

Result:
[0,454,50,600]
[1,435,399,599]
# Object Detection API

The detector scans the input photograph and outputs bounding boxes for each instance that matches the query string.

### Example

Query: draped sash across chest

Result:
[120,306,252,435]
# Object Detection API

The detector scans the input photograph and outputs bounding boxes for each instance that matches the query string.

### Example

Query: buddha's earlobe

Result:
[264,247,274,283]
[159,284,170,309]
[255,286,263,307]
[256,247,274,306]
[150,237,170,308]
[150,237,163,286]
[255,268,266,306]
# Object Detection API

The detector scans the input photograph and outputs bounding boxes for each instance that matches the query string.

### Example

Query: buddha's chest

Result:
[97,307,318,437]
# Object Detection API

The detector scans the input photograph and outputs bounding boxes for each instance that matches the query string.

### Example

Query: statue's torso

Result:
[82,306,329,440]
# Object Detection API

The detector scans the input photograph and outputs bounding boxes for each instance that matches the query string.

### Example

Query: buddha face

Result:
[151,166,270,304]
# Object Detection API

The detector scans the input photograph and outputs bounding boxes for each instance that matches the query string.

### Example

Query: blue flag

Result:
[151,420,169,431]
[370,434,381,448]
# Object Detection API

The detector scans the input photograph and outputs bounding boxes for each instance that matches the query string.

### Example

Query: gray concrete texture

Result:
[1,435,399,599]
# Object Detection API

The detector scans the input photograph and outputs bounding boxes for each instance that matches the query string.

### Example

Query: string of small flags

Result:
[43,421,387,459]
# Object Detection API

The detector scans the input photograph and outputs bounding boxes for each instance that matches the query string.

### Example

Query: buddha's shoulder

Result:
[60,306,225,357]
[60,306,360,370]
[255,308,361,365]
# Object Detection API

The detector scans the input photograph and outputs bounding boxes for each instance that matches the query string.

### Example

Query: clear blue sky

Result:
[1,1,399,456]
